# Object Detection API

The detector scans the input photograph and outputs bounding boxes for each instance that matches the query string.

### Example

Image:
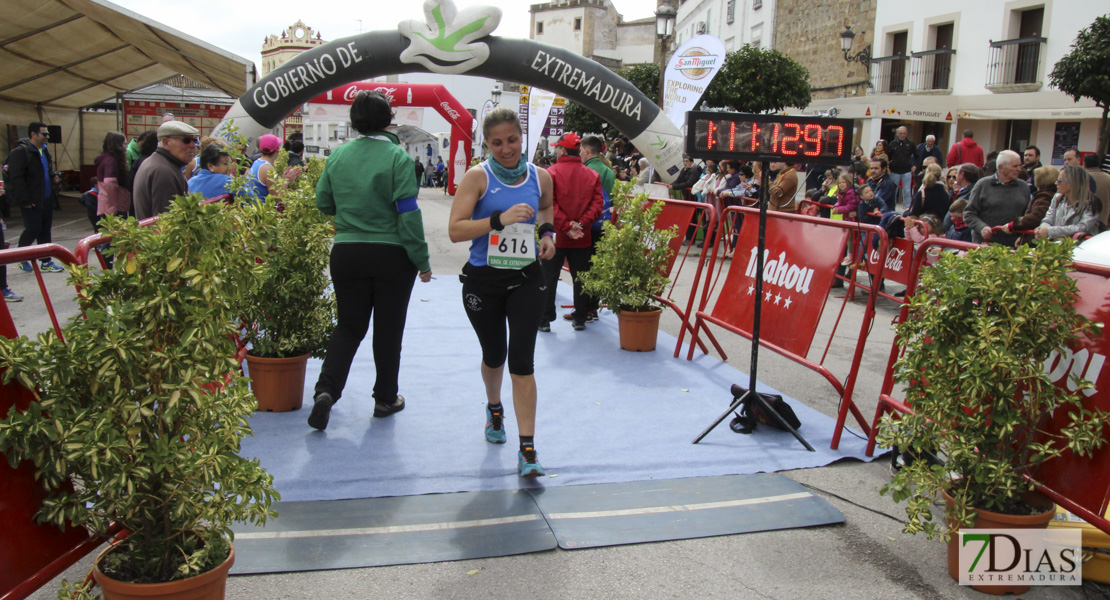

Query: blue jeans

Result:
[893,171,913,210]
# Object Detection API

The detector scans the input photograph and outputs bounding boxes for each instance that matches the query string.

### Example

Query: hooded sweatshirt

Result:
[947,137,985,168]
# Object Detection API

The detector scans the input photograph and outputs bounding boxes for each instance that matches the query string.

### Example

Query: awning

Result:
[0,0,255,109]
[958,106,1105,120]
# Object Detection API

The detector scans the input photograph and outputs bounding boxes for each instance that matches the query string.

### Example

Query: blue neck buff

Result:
[488,156,528,185]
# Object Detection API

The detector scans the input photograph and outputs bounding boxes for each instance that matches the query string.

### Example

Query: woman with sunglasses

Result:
[1033,165,1102,241]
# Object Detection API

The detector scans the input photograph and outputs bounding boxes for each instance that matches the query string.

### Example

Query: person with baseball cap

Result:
[245,134,285,202]
[133,120,199,219]
[541,132,604,332]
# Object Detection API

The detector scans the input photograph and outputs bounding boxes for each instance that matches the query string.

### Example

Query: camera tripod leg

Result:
[692,390,753,444]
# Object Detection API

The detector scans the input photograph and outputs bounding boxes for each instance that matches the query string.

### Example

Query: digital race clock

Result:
[685,111,854,163]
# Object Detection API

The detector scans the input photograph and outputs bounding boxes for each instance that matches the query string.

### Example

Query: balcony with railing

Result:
[985,36,1046,92]
[869,55,910,94]
[907,48,956,94]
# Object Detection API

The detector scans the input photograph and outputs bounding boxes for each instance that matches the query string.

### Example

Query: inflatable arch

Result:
[308,83,473,194]
[214,0,685,186]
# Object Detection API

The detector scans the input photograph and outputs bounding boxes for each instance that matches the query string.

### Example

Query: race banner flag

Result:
[524,86,557,161]
[476,99,494,157]
[663,35,727,129]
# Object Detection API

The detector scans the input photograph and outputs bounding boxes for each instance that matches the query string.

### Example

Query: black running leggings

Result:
[462,262,545,376]
[314,243,417,403]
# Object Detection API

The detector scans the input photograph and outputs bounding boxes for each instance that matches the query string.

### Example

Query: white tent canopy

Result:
[1,0,254,109]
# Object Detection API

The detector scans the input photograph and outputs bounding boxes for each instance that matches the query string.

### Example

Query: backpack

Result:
[729,388,802,434]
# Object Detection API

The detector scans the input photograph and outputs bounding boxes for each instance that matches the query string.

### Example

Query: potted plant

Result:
[878,240,1109,594]
[580,182,677,351]
[240,152,336,412]
[0,196,279,599]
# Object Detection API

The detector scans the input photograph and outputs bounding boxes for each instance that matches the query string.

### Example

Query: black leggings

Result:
[314,243,417,403]
[461,261,545,376]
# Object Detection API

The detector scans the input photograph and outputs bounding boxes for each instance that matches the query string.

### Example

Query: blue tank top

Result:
[247,158,269,200]
[468,162,541,267]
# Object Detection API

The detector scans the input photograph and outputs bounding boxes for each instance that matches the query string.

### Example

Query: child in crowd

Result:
[79,177,99,231]
[832,175,860,222]
[905,213,941,247]
[945,199,972,242]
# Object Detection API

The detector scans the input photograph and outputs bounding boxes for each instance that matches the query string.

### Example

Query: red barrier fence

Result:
[644,197,719,357]
[685,206,888,448]
[865,236,1110,536]
[0,245,106,600]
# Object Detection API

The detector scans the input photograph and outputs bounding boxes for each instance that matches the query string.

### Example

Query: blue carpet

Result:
[239,278,875,502]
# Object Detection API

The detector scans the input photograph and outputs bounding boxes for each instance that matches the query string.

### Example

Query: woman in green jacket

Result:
[308,90,433,431]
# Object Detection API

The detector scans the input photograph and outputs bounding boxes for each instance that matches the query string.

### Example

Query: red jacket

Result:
[946,137,985,168]
[546,155,603,248]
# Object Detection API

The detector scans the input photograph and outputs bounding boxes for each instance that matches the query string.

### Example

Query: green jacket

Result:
[316,131,430,272]
[584,156,615,198]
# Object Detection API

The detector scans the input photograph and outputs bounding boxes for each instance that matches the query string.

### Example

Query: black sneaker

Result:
[538,321,551,333]
[307,393,334,431]
[572,322,586,331]
[373,394,406,418]
[564,311,599,323]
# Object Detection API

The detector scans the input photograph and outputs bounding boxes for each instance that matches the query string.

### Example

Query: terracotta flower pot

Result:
[616,308,662,352]
[942,487,1055,595]
[93,545,235,600]
[245,352,310,412]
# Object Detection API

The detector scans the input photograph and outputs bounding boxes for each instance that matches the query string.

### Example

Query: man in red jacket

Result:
[946,129,985,168]
[541,133,604,332]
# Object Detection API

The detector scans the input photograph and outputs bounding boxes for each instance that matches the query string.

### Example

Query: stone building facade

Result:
[530,0,655,69]
[261,21,326,77]
[773,0,876,101]
[260,21,327,135]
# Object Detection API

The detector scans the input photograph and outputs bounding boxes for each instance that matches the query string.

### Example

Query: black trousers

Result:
[314,243,417,403]
[541,246,595,325]
[18,206,53,263]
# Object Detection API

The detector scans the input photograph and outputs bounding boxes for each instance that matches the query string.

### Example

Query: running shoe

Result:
[18,262,32,273]
[373,394,405,418]
[485,405,506,444]
[2,288,22,302]
[307,392,334,431]
[538,321,551,333]
[572,322,586,331]
[518,448,545,477]
[39,261,65,273]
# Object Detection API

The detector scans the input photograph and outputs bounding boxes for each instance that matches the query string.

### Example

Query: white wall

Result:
[873,0,1105,99]
[676,0,774,51]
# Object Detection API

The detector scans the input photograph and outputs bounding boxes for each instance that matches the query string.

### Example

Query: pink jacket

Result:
[834,186,860,221]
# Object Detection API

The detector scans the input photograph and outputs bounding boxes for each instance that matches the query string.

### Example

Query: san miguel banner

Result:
[214,0,685,184]
[663,35,726,130]
[711,216,849,357]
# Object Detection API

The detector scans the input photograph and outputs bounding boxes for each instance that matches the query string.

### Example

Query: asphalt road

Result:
[10,189,1107,600]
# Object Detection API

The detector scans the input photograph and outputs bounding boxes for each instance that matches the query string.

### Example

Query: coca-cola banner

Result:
[214,0,684,184]
[307,82,473,195]
[711,215,849,357]
[865,236,914,286]
[1037,266,1110,517]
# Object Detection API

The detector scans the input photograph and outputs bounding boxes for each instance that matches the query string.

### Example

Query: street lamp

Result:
[490,82,502,106]
[655,2,677,107]
[839,26,872,73]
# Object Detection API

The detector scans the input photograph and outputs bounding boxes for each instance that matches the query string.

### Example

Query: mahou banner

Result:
[711,215,849,357]
[663,35,727,129]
